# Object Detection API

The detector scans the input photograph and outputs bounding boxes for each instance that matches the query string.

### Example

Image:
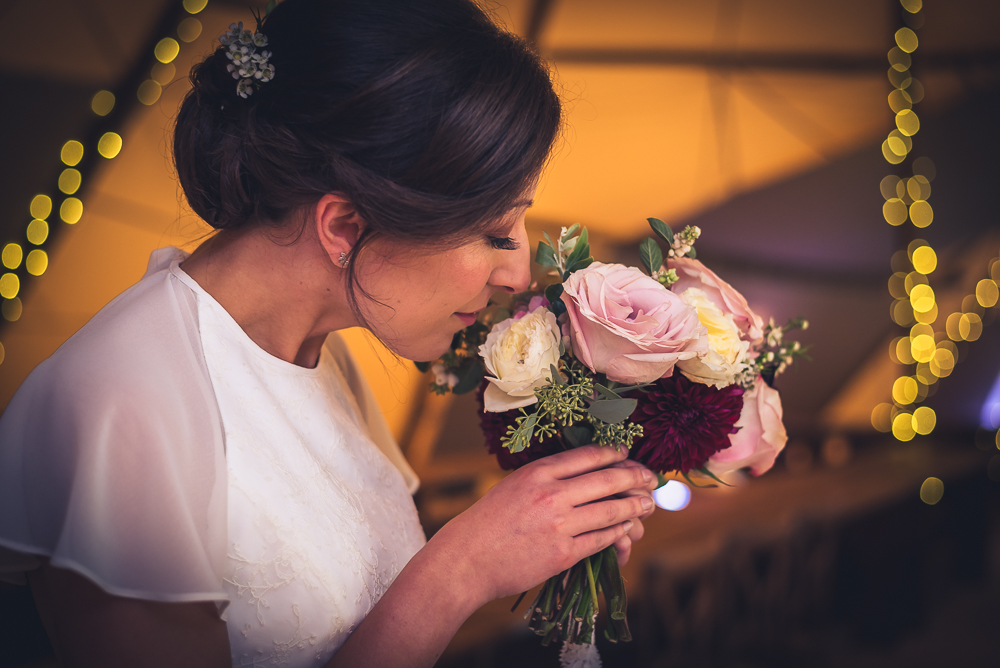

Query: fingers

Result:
[564,464,653,507]
[567,495,652,535]
[610,460,660,491]
[613,534,632,566]
[614,487,656,520]
[572,519,632,561]
[539,445,628,480]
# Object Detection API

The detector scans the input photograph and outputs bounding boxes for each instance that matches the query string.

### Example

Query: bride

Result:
[0,0,657,665]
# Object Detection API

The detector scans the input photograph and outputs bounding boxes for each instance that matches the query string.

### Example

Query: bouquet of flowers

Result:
[418,219,807,665]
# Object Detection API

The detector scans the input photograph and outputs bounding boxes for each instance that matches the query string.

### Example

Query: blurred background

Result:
[2,0,1000,666]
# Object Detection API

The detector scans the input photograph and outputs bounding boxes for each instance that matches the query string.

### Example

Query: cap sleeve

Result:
[0,251,230,612]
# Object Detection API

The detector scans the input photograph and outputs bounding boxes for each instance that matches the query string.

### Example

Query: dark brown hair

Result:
[174,0,561,268]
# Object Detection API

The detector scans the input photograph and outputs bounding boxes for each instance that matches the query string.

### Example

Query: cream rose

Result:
[706,378,787,476]
[562,262,707,384]
[479,306,562,412]
[677,288,750,388]
[669,257,764,345]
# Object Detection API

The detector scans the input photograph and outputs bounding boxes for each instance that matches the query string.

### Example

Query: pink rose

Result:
[562,262,707,384]
[706,378,787,476]
[669,257,764,346]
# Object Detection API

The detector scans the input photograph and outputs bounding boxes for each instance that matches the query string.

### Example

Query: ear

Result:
[314,193,363,267]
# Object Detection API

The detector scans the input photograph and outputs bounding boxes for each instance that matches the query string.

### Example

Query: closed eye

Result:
[489,236,521,251]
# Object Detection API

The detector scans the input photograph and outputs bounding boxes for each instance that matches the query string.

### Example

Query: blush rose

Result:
[705,377,787,476]
[669,257,765,346]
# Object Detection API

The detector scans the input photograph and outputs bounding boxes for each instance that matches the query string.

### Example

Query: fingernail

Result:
[641,496,653,511]
[642,468,653,483]
[623,520,634,532]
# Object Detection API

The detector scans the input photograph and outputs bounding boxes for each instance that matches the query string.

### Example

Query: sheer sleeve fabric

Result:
[322,333,420,494]
[0,248,229,611]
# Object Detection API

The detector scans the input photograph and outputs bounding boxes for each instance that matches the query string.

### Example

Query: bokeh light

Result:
[26,219,49,245]
[888,47,911,72]
[893,376,918,404]
[910,333,935,362]
[893,412,916,440]
[91,90,115,116]
[909,200,933,227]
[913,156,936,180]
[883,198,908,225]
[909,284,934,312]
[872,403,894,432]
[60,198,83,225]
[138,80,162,105]
[0,341,4,365]
[912,406,936,435]
[60,140,84,166]
[976,279,999,308]
[653,480,691,511]
[0,273,20,300]
[25,250,48,277]
[907,175,931,200]
[920,477,944,505]
[895,27,919,53]
[911,246,937,274]
[151,62,176,85]
[183,0,208,14]
[58,168,82,195]
[29,194,52,220]
[901,0,923,14]
[959,313,983,341]
[896,109,920,136]
[98,132,123,159]
[894,336,915,364]
[888,89,912,113]
[892,299,914,326]
[154,37,180,64]
[946,312,963,341]
[888,271,908,299]
[1,298,21,322]
[178,17,203,42]
[2,244,23,270]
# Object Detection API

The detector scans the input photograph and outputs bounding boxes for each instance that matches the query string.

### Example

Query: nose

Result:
[490,222,532,294]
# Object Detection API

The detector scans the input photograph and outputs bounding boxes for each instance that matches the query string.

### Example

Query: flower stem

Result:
[584,555,599,619]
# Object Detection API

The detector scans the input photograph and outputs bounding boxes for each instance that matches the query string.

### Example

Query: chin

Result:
[382,331,456,363]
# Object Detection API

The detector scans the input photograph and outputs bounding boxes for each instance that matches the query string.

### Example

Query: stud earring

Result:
[338,251,348,267]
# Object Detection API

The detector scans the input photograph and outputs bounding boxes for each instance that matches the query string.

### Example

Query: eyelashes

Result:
[489,236,521,251]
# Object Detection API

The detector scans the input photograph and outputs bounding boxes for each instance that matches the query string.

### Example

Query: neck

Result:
[180,225,357,367]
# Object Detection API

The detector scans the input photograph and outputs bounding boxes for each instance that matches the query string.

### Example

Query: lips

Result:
[454,311,479,327]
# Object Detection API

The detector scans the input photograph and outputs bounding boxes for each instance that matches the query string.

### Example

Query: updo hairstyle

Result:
[174,0,562,262]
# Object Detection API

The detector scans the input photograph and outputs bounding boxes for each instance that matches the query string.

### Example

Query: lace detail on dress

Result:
[193,287,425,668]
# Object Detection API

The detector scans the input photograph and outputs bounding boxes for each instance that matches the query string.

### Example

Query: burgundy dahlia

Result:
[631,373,745,474]
[476,381,564,470]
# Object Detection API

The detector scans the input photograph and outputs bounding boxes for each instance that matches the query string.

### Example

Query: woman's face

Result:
[354,202,534,362]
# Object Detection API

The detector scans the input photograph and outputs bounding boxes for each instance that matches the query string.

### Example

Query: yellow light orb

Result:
[945,312,963,341]
[959,313,983,341]
[58,168,82,195]
[896,109,920,136]
[893,412,916,441]
[990,259,1000,283]
[1,297,21,322]
[60,140,84,166]
[882,140,905,164]
[910,333,935,362]
[895,336,915,365]
[154,37,180,64]
[98,132,123,159]
[26,219,49,245]
[178,17,203,42]
[880,175,902,200]
[883,198,908,225]
[895,27,919,53]
[901,0,923,13]
[909,322,933,339]
[893,376,918,405]
[909,200,933,228]
[920,477,944,505]
[963,294,986,316]
[0,273,20,300]
[183,0,208,14]
[888,88,912,113]
[60,198,83,225]
[2,243,23,270]
[892,299,914,326]
[909,284,935,312]
[25,250,48,277]
[888,47,911,72]
[908,175,931,200]
[151,62,176,85]
[872,403,894,432]
[912,246,937,274]
[976,279,999,308]
[887,136,908,157]
[137,80,162,106]
[29,194,52,220]
[914,302,938,325]
[888,271,908,299]
[929,348,955,378]
[91,90,115,116]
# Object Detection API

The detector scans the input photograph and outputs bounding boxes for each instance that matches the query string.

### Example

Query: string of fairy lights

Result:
[0,0,211,366]
[871,0,1000,457]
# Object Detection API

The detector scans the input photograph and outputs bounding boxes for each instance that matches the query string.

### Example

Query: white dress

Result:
[0,248,426,667]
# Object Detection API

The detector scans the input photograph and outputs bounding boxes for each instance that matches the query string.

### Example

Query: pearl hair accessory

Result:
[219,22,275,98]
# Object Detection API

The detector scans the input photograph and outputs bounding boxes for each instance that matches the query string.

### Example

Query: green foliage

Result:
[647,217,674,245]
[638,237,663,276]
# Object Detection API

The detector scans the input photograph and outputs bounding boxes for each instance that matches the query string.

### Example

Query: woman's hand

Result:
[606,458,658,566]
[432,445,655,604]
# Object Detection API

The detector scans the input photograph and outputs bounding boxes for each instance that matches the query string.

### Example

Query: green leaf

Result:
[560,224,580,242]
[535,241,558,267]
[563,424,594,447]
[610,383,652,394]
[549,364,564,385]
[451,360,485,394]
[565,228,590,265]
[594,383,622,400]
[507,414,538,453]
[687,247,697,259]
[544,283,564,303]
[655,472,669,489]
[638,238,663,276]
[682,470,717,489]
[695,466,733,487]
[414,361,431,373]
[647,217,674,245]
[587,398,638,424]
[542,231,555,250]
[564,257,594,276]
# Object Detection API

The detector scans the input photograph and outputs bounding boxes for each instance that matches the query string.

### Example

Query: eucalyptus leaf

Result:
[565,228,590,265]
[542,231,555,250]
[549,364,564,385]
[535,241,558,267]
[647,217,674,245]
[594,383,622,400]
[687,247,697,259]
[452,360,485,394]
[587,398,638,424]
[639,238,663,276]
[508,414,538,453]
[560,223,580,241]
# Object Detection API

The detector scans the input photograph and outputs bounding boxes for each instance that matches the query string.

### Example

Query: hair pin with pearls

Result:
[219,22,275,98]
